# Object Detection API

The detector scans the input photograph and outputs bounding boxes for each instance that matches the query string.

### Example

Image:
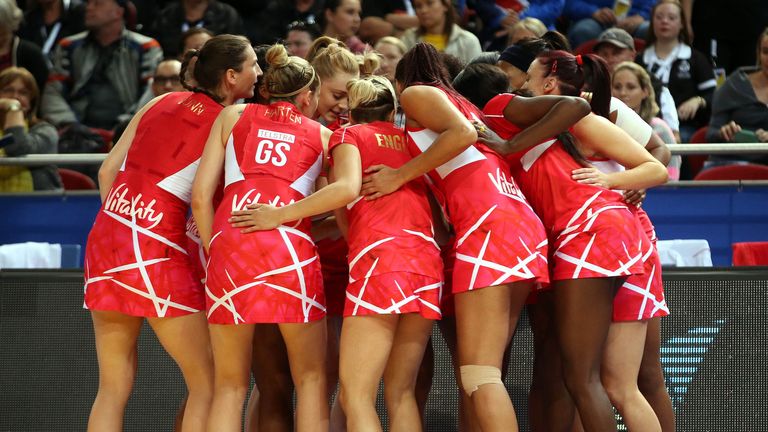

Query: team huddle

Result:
[83,33,672,432]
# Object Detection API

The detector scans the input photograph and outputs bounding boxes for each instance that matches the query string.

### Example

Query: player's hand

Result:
[229,203,284,232]
[572,167,613,188]
[623,189,647,207]
[361,164,403,200]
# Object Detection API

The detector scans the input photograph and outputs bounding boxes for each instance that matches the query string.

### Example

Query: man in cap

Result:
[594,27,680,141]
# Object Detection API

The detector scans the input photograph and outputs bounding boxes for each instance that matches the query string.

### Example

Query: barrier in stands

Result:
[1,268,767,431]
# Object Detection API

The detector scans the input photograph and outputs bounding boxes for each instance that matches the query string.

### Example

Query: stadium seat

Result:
[58,168,97,190]
[733,242,768,265]
[694,163,768,180]
[685,125,709,179]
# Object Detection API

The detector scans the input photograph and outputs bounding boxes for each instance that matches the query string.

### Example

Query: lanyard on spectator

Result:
[40,0,69,55]
[41,22,62,55]
[181,20,205,33]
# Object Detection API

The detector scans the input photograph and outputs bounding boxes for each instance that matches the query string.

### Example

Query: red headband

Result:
[576,54,583,66]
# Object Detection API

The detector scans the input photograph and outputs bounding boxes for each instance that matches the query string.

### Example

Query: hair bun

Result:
[265,44,291,68]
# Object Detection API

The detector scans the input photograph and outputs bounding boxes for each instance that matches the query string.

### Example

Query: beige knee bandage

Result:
[460,365,503,397]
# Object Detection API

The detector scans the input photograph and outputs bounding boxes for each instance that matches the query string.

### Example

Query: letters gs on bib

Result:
[255,129,296,167]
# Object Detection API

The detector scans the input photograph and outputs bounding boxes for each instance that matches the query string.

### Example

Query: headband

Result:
[270,67,317,98]
[499,45,536,73]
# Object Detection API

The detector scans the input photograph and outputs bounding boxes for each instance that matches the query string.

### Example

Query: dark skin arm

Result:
[478,94,591,155]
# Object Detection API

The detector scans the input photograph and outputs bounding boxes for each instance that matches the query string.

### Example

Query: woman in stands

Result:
[400,0,482,65]
[705,27,768,166]
[192,43,329,432]
[636,0,716,142]
[230,74,443,431]
[0,66,61,192]
[612,61,680,179]
[83,35,260,432]
[476,50,668,431]
[361,42,550,432]
[318,0,366,54]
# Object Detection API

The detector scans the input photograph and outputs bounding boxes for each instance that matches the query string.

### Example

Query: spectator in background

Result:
[285,20,321,59]
[18,0,85,58]
[594,27,680,141]
[612,61,681,179]
[319,0,367,54]
[507,17,546,44]
[0,0,49,92]
[636,0,715,142]
[401,0,482,65]
[682,0,768,75]
[0,66,61,191]
[149,0,243,58]
[134,58,182,109]
[706,28,768,166]
[358,0,418,44]
[252,0,324,46]
[373,35,406,81]
[41,0,163,130]
[178,27,212,56]
[565,0,653,48]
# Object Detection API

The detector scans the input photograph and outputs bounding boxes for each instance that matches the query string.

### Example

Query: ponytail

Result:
[347,75,397,123]
[179,34,252,104]
[357,50,381,77]
[579,54,611,119]
[537,51,611,119]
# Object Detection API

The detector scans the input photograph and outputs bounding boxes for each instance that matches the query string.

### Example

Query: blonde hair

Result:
[0,0,22,32]
[357,50,381,77]
[374,36,407,56]
[508,18,546,42]
[613,61,659,122]
[307,36,360,79]
[347,75,397,123]
[263,44,320,102]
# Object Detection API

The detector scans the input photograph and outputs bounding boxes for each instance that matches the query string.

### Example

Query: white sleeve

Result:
[609,97,653,145]
[659,87,680,132]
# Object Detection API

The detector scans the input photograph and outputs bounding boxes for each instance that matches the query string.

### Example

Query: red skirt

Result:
[205,224,325,324]
[344,272,442,319]
[84,209,203,318]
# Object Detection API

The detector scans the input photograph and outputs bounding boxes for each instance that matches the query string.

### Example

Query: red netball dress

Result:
[483,93,647,281]
[589,158,670,321]
[329,121,443,319]
[405,87,549,293]
[316,117,350,316]
[205,102,326,324]
[84,92,223,317]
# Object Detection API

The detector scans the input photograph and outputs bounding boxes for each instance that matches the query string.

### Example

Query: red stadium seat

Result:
[633,38,646,52]
[574,39,598,55]
[694,163,768,180]
[686,125,709,179]
[90,127,114,152]
[732,242,768,265]
[58,168,97,190]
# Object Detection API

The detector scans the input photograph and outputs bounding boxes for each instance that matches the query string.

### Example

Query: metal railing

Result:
[2,143,768,167]
[1,144,767,190]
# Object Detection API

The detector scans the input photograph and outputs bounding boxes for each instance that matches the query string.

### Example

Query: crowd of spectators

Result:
[0,0,766,191]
